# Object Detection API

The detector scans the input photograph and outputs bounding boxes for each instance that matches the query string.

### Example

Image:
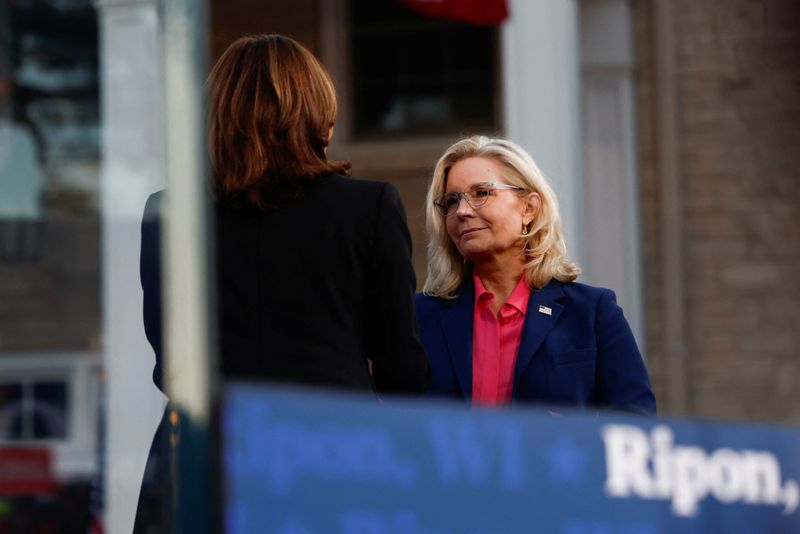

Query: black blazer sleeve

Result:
[140,192,165,393]
[365,183,431,393]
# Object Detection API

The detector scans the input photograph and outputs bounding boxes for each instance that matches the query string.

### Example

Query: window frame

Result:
[0,352,101,480]
[319,0,504,169]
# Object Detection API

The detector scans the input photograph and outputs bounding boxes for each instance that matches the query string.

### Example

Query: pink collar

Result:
[473,272,530,315]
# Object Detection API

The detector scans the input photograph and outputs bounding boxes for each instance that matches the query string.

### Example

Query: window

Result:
[0,377,69,441]
[349,0,499,139]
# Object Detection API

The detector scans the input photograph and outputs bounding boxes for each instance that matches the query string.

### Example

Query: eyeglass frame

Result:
[433,182,527,217]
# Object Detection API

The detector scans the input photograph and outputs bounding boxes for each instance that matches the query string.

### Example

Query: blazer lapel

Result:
[440,283,474,398]
[513,280,565,389]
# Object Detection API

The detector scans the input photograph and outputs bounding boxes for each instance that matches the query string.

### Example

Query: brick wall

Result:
[0,215,101,352]
[633,0,667,414]
[636,0,800,422]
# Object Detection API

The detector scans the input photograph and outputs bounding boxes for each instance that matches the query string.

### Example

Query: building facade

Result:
[0,0,797,531]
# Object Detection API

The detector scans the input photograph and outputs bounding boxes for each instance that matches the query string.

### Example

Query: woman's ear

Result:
[523,192,541,226]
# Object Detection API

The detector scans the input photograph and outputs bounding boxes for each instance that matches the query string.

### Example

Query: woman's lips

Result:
[460,227,484,238]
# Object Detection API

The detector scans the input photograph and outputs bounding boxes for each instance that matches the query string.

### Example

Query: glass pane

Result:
[1,5,100,351]
[1,1,99,531]
[350,0,497,137]
[32,381,68,439]
[0,383,23,440]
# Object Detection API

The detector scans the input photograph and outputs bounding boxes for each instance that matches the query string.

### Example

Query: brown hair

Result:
[207,34,351,207]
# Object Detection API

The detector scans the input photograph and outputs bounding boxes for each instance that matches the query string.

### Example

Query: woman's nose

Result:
[454,195,474,217]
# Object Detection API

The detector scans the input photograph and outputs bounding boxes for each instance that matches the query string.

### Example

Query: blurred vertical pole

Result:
[160,0,215,532]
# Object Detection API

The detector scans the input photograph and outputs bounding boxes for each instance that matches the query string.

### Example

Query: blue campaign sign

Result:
[221,383,800,534]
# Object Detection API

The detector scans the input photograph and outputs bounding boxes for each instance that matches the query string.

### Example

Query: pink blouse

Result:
[472,273,531,405]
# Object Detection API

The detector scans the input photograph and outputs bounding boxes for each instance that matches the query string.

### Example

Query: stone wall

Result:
[635,0,800,422]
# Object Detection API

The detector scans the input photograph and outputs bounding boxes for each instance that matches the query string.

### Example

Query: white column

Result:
[502,0,583,266]
[579,0,644,346]
[97,1,167,532]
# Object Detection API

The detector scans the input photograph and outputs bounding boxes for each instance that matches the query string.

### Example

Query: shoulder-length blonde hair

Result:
[207,34,350,208]
[423,136,580,298]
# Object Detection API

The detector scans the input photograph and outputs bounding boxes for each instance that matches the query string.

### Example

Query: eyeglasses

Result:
[434,182,526,217]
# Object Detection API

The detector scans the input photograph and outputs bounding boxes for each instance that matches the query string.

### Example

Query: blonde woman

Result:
[416,136,655,415]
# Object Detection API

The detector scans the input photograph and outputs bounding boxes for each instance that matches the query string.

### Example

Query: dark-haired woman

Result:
[135,34,429,531]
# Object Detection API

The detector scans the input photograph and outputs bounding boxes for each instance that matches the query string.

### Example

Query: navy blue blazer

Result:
[415,279,656,415]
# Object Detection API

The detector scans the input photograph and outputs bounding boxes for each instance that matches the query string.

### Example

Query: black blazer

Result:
[140,173,430,395]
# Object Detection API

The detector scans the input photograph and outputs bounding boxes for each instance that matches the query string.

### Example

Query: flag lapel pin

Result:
[538,305,552,316]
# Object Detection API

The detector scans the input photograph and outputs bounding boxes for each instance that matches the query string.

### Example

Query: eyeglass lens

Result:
[438,184,495,215]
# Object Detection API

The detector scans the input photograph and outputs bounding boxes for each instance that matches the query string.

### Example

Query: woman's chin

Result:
[459,248,490,265]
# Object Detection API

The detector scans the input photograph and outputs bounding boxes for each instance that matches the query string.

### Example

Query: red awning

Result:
[400,0,509,26]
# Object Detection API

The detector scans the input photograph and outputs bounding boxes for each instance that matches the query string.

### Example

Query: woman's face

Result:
[444,157,539,267]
